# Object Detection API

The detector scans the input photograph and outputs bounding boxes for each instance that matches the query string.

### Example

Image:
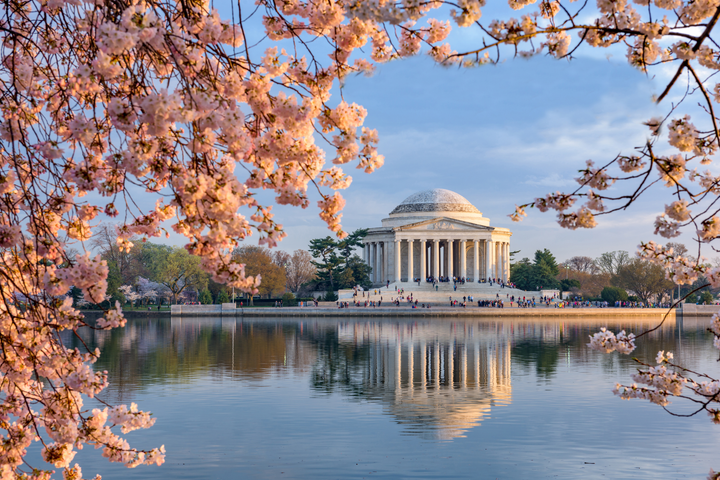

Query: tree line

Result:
[91,225,318,306]
[511,243,717,304]
[92,225,372,306]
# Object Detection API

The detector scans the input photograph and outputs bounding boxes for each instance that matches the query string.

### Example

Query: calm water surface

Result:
[55,315,720,479]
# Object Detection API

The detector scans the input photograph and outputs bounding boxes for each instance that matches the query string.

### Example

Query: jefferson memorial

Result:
[363,189,512,286]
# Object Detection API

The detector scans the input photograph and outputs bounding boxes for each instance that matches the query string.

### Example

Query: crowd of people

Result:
[420,276,516,289]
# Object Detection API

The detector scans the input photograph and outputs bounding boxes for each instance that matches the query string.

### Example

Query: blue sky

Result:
[266,54,687,262]
[119,4,713,264]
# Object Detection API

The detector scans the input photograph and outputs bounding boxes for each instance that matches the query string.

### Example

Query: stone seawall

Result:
[171,304,678,319]
[170,303,238,316]
[678,304,720,316]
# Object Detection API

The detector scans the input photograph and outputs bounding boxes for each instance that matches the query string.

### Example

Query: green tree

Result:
[601,286,629,303]
[510,250,560,291]
[560,278,581,292]
[701,291,715,305]
[143,244,208,304]
[217,289,230,304]
[199,288,213,305]
[613,258,674,304]
[336,254,372,290]
[686,292,699,304]
[531,249,560,290]
[309,236,343,293]
[510,258,533,291]
[309,229,368,292]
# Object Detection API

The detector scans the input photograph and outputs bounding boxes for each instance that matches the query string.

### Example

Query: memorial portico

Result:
[362,189,512,285]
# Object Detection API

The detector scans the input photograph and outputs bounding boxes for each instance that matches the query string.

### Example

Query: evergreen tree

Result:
[217,289,230,304]
[510,250,560,291]
[199,288,213,305]
[510,259,533,290]
[309,229,368,292]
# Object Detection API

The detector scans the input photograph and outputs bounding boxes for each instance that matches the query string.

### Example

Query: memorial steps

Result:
[339,282,542,305]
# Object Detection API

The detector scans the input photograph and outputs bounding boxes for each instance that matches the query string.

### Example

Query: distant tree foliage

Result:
[143,244,208,304]
[285,250,317,293]
[563,256,598,274]
[601,286,629,303]
[560,278,581,292]
[217,289,230,304]
[595,251,630,276]
[612,258,674,304]
[701,291,715,305]
[309,229,370,292]
[271,250,292,269]
[232,246,287,298]
[510,249,560,291]
[199,288,213,305]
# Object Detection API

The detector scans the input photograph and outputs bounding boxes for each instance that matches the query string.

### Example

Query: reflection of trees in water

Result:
[63,314,715,412]
[508,317,715,380]
[64,316,316,403]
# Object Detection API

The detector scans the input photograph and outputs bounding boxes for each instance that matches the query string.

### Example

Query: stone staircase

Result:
[339,281,542,305]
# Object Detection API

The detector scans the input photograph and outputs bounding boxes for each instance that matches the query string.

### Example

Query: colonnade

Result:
[363,238,510,285]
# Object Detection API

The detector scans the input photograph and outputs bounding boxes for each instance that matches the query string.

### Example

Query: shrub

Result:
[601,286,628,303]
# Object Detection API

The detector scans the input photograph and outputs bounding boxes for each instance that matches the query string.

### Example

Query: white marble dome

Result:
[382,188,489,227]
[390,189,480,215]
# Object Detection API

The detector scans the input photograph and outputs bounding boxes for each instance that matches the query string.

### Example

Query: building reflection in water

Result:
[79,316,683,441]
[317,322,513,440]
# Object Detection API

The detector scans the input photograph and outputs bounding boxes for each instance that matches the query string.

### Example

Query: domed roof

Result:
[390,189,480,215]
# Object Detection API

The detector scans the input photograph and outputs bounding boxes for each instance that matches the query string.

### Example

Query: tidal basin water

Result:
[60,315,720,479]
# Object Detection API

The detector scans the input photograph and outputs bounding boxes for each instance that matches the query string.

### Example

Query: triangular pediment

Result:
[394,217,494,232]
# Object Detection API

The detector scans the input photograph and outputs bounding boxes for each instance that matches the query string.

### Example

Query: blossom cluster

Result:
[587,328,636,354]
[6,0,720,477]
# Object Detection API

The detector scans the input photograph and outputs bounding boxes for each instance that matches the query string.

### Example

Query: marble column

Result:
[460,240,467,279]
[448,239,454,279]
[440,241,447,277]
[486,240,492,281]
[383,242,389,284]
[407,239,413,282]
[502,243,506,281]
[505,243,510,281]
[376,242,382,284]
[504,243,508,281]
[433,239,440,279]
[493,241,498,280]
[420,239,427,281]
[395,240,402,283]
[473,240,479,283]
[371,242,377,283]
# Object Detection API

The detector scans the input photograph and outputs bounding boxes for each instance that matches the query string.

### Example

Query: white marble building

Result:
[363,189,512,285]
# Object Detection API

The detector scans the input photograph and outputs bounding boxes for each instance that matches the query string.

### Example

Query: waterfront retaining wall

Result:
[678,304,720,316]
[170,305,678,318]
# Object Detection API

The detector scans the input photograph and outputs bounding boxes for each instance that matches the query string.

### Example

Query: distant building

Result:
[362,189,511,285]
